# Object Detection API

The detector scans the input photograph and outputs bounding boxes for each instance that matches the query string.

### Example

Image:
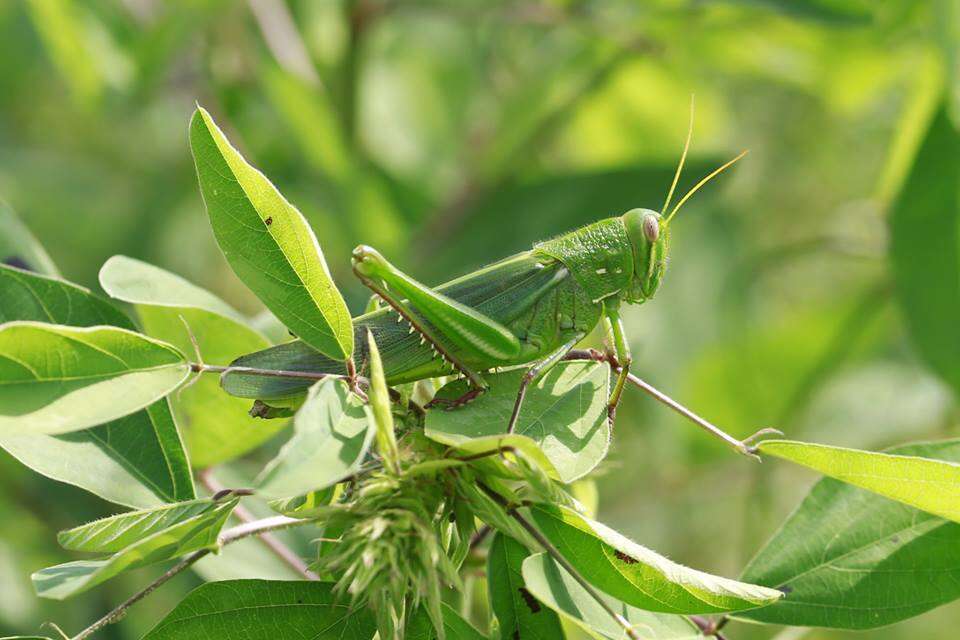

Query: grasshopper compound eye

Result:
[642,212,659,243]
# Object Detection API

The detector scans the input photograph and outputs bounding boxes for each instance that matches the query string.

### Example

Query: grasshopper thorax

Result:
[621,208,668,304]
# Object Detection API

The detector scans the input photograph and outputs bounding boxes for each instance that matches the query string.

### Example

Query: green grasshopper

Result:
[223,130,773,457]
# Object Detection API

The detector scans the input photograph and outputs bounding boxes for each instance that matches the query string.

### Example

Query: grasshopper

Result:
[222,122,775,457]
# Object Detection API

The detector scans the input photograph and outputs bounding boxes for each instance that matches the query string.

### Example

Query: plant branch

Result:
[477,482,641,640]
[198,471,320,581]
[70,515,314,640]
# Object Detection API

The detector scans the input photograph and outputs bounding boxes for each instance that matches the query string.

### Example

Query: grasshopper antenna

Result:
[664,149,748,226]
[661,94,695,217]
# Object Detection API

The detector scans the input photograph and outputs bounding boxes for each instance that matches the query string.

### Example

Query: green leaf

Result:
[406,603,490,640]
[521,553,702,640]
[527,503,782,614]
[141,580,377,639]
[57,498,227,554]
[758,439,960,523]
[426,361,609,483]
[0,265,194,506]
[487,533,564,639]
[189,106,353,361]
[0,201,58,276]
[365,331,399,474]
[890,100,960,396]
[99,255,281,467]
[738,439,960,628]
[0,322,189,436]
[257,379,372,499]
[0,400,194,508]
[33,498,237,600]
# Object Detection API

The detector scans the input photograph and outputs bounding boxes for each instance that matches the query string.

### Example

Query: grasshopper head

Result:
[622,208,668,304]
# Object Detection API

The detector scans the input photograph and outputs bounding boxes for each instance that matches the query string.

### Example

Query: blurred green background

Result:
[1,0,958,638]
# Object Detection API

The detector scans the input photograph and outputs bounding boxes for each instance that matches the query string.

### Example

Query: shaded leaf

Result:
[522,553,702,640]
[890,100,960,396]
[257,379,372,499]
[0,265,194,505]
[141,580,376,639]
[758,439,960,524]
[189,106,353,361]
[406,603,489,640]
[528,503,782,614]
[99,255,281,467]
[487,533,564,639]
[738,439,960,628]
[0,322,189,435]
[33,498,237,600]
[426,361,609,483]
[0,202,58,276]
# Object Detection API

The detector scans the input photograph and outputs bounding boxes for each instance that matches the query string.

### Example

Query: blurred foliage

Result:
[1,0,959,638]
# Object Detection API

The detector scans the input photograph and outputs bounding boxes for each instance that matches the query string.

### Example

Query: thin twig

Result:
[248,0,320,84]
[70,515,313,640]
[198,471,320,580]
[190,361,352,382]
[477,482,641,640]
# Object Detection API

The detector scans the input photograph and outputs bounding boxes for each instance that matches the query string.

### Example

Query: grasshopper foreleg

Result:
[603,303,632,425]
[506,333,585,434]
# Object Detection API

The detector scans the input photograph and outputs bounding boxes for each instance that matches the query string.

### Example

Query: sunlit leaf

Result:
[426,361,609,483]
[528,503,782,614]
[141,580,376,639]
[758,439,960,523]
[0,322,189,436]
[189,106,353,361]
[890,100,960,397]
[487,533,564,639]
[99,255,281,467]
[33,498,237,600]
[0,265,194,505]
[57,498,227,554]
[739,439,960,628]
[257,379,372,499]
[522,553,702,640]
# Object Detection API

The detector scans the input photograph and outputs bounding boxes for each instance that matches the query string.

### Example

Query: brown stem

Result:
[198,471,319,581]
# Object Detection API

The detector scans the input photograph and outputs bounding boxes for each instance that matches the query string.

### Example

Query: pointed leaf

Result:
[890,100,960,396]
[141,580,376,639]
[365,331,399,474]
[426,361,609,483]
[528,503,782,614]
[100,255,281,467]
[0,265,194,505]
[0,200,60,276]
[738,439,960,629]
[33,498,237,600]
[57,498,228,554]
[0,322,189,435]
[522,553,702,640]
[258,379,372,499]
[189,106,353,361]
[758,439,960,523]
[487,533,564,639]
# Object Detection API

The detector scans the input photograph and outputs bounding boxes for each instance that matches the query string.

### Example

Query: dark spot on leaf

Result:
[518,587,541,613]
[615,550,638,564]
[3,256,30,271]
[265,216,273,226]
[777,584,793,595]
[890,535,901,544]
